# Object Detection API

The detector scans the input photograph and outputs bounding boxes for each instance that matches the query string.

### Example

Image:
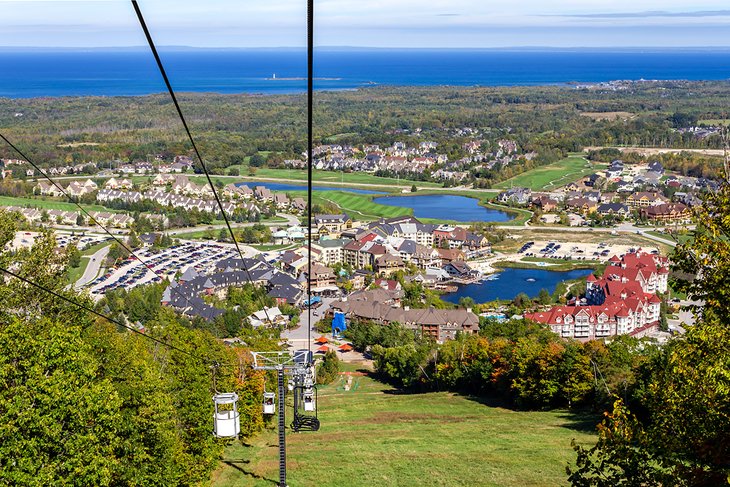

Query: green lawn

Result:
[494,156,600,191]
[699,119,730,126]
[0,195,110,213]
[645,230,694,245]
[212,366,596,487]
[228,166,441,189]
[66,241,111,284]
[313,191,412,220]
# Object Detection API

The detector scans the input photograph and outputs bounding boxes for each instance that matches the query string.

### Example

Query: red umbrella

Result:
[316,345,329,353]
[338,343,353,352]
[314,336,328,344]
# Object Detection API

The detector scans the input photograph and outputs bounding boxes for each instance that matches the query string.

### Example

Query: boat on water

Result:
[526,277,537,282]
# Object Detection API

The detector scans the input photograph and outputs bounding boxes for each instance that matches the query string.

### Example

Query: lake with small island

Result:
[236,181,382,195]
[443,268,594,304]
[373,194,513,222]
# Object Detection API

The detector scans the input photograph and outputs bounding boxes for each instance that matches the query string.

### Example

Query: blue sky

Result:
[3,0,730,48]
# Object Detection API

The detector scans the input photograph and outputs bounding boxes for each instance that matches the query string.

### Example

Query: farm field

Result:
[493,156,598,191]
[212,366,597,487]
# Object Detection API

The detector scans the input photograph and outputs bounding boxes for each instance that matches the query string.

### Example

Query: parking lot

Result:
[518,240,659,262]
[88,241,249,297]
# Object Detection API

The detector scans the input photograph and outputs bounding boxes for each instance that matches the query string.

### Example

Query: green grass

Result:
[493,156,599,191]
[250,243,297,251]
[212,367,596,487]
[0,195,110,213]
[699,119,730,126]
[494,257,601,272]
[313,191,412,220]
[227,166,441,188]
[645,230,694,245]
[66,241,110,284]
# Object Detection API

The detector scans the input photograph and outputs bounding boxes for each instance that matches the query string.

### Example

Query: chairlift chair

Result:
[263,391,276,415]
[303,388,315,412]
[213,392,240,438]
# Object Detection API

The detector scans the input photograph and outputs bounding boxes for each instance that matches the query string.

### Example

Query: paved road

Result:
[282,297,338,351]
[74,244,110,289]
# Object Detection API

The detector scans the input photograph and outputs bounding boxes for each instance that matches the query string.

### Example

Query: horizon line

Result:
[3,45,730,51]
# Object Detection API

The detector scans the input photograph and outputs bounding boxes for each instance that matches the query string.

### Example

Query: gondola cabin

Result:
[263,392,276,415]
[213,392,240,438]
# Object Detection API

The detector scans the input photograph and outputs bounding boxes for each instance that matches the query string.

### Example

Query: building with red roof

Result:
[525,250,666,341]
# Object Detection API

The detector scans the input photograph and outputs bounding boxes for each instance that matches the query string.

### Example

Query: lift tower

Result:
[251,350,317,487]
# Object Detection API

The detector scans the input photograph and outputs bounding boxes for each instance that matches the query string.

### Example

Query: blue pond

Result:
[236,181,382,195]
[443,268,594,304]
[373,194,512,222]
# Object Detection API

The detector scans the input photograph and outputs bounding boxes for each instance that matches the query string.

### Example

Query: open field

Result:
[313,191,411,220]
[645,230,694,245]
[0,195,111,213]
[212,366,597,487]
[584,146,726,157]
[698,119,730,126]
[579,111,634,121]
[493,156,598,191]
[228,166,441,189]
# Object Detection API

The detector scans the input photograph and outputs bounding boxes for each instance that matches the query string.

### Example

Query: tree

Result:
[568,186,730,485]
[127,229,141,249]
[67,244,82,268]
[217,228,229,242]
[249,153,266,167]
[410,184,417,192]
[317,351,340,385]
[537,288,552,305]
[75,213,85,226]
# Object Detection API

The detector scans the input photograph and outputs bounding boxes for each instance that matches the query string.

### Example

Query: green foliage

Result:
[345,320,417,351]
[67,244,82,268]
[316,350,340,385]
[0,213,268,485]
[568,185,730,485]
[371,342,432,388]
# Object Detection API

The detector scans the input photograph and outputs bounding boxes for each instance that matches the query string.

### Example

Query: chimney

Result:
[466,307,472,314]
[404,306,410,311]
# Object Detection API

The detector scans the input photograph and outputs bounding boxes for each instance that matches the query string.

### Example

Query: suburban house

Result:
[596,203,630,218]
[314,214,352,235]
[497,187,531,205]
[34,181,63,197]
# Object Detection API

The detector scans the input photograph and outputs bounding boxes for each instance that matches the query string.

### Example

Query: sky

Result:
[3,0,730,48]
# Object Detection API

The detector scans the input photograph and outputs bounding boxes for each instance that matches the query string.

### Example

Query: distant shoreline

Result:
[2,49,730,98]
[265,77,343,81]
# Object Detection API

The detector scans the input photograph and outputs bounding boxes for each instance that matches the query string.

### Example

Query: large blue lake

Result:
[3,49,730,97]
[443,268,594,304]
[236,181,382,195]
[373,194,512,222]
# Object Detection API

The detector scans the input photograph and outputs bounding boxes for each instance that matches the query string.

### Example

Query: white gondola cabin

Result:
[213,392,240,438]
[263,391,276,415]
[303,389,315,412]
